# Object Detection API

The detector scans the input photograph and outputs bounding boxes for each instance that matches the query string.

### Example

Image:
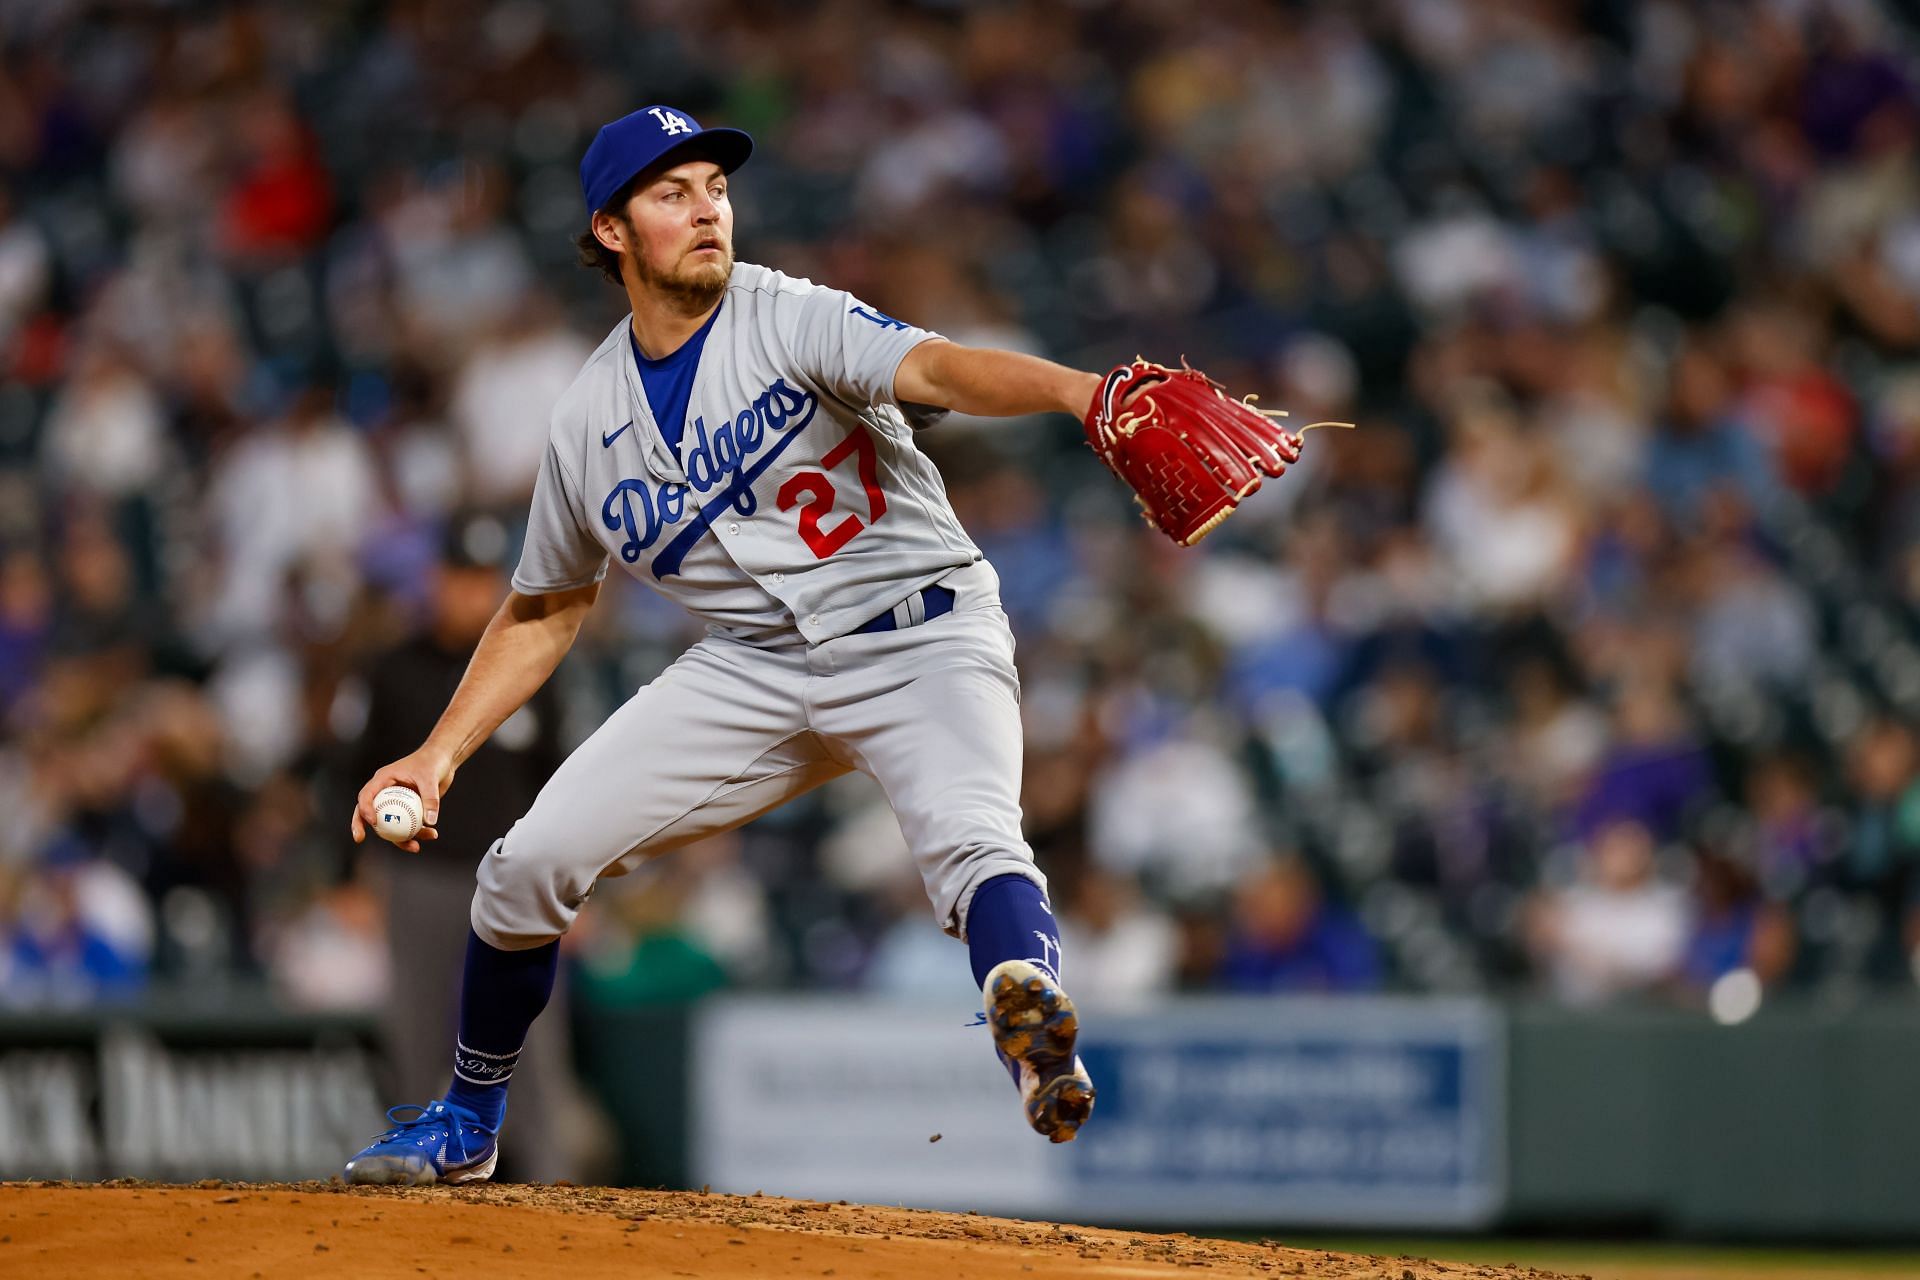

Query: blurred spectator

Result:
[1645,344,1775,524]
[0,185,49,347]
[862,864,977,1002]
[1686,539,1817,688]
[0,547,52,713]
[1528,819,1688,1006]
[40,342,172,500]
[218,92,333,265]
[573,848,731,1009]
[673,834,780,985]
[384,161,534,360]
[1055,866,1178,1007]
[1842,717,1920,895]
[0,842,153,1008]
[1204,511,1366,714]
[1501,656,1606,812]
[1424,384,1582,612]
[1087,714,1265,897]
[1842,718,1920,980]
[945,463,1078,634]
[1171,899,1231,992]
[203,381,379,645]
[267,872,390,1010]
[1726,302,1859,499]
[1744,751,1837,897]
[448,293,593,505]
[51,506,158,664]
[1678,849,1795,998]
[1219,856,1382,994]
[1540,329,1643,504]
[1576,678,1715,842]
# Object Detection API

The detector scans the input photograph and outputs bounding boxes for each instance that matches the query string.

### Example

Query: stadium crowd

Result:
[4,0,1920,1017]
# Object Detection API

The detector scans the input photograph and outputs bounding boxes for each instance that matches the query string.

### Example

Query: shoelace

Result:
[374,1100,491,1154]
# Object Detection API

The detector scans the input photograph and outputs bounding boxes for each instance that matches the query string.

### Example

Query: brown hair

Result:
[575,224,624,285]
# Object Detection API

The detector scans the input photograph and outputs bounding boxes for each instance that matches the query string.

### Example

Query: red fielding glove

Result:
[1082,358,1350,546]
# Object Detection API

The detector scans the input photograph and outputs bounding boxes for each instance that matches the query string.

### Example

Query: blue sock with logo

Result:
[966,873,1062,989]
[442,929,559,1132]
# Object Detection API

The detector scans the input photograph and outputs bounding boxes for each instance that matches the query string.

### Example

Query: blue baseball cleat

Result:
[983,959,1096,1143]
[343,1100,498,1186]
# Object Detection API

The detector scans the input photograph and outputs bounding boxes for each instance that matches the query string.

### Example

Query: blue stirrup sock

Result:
[442,928,559,1132]
[966,872,1063,989]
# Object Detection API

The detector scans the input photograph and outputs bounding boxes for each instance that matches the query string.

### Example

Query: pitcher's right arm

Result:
[351,582,600,851]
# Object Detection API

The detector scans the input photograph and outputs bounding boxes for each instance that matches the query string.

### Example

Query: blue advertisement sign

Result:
[1065,999,1504,1226]
[693,996,1503,1229]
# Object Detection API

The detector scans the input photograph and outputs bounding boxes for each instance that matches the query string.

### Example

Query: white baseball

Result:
[373,785,425,843]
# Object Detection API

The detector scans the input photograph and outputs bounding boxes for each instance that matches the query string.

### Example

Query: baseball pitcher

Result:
[343,104,1322,1184]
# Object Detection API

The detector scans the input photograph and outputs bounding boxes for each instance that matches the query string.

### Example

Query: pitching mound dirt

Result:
[1,1182,1579,1279]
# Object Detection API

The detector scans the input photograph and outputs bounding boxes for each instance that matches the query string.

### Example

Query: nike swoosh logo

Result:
[602,421,633,448]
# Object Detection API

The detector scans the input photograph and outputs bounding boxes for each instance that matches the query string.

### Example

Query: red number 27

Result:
[778,424,888,560]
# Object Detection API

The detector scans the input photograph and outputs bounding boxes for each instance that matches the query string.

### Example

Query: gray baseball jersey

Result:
[511,262,981,645]
[472,263,1045,952]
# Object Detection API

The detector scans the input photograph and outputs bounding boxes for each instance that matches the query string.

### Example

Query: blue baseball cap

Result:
[579,105,753,217]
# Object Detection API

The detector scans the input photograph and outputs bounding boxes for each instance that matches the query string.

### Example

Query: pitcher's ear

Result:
[591,209,625,254]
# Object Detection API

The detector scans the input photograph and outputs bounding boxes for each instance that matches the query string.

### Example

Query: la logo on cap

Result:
[648,107,693,136]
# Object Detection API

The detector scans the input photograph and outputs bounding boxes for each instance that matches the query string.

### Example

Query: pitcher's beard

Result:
[637,246,732,312]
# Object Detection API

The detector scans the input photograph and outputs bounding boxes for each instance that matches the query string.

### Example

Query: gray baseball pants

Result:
[471,560,1044,949]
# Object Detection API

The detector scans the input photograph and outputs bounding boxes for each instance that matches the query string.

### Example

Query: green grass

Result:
[1271,1237,1920,1279]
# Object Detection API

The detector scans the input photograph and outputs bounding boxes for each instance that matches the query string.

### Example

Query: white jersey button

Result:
[772,571,785,583]
[808,614,820,626]
[727,521,740,535]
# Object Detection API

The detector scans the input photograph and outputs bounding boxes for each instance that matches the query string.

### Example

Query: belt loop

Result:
[890,597,913,630]
[905,590,927,627]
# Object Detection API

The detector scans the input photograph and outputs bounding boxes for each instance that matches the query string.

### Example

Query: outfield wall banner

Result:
[690,996,1503,1228]
[0,1013,383,1181]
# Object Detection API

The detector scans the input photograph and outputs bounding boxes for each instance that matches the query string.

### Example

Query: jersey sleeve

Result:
[790,285,949,430]
[511,440,609,595]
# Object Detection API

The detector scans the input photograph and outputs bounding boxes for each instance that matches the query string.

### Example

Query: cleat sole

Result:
[1034,1073,1095,1143]
[983,959,1097,1142]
